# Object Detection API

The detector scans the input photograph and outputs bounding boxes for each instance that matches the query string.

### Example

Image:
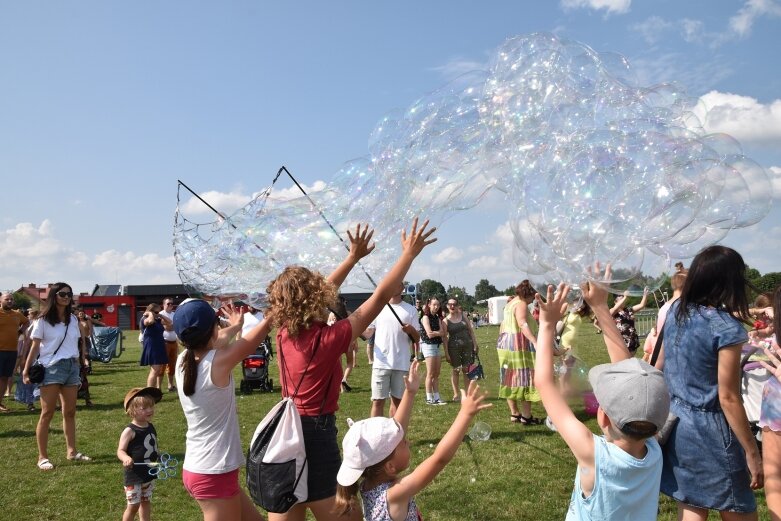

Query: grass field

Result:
[0,324,768,520]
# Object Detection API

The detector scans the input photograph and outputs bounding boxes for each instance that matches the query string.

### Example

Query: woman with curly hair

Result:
[264,219,436,521]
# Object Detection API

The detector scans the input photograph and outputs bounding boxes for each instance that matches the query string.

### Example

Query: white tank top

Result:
[176,349,244,474]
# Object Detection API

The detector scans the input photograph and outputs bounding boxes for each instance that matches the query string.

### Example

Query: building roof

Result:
[92,284,122,296]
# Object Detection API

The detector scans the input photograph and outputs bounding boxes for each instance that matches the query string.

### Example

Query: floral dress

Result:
[361,481,422,521]
[614,308,639,353]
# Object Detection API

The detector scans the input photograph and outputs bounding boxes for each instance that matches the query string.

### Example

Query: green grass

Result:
[0,326,767,520]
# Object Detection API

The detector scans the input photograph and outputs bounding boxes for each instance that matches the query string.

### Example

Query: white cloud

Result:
[693,91,781,144]
[467,255,499,269]
[432,247,464,264]
[769,166,781,198]
[630,16,674,45]
[560,0,631,15]
[0,220,178,294]
[178,182,329,218]
[729,0,781,38]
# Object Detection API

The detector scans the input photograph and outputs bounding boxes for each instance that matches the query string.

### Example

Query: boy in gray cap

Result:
[535,272,670,521]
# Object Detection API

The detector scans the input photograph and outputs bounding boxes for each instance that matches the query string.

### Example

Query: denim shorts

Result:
[42,357,81,387]
[301,415,340,502]
[420,342,441,358]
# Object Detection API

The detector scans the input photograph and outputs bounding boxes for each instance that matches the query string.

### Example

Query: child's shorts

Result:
[125,480,155,504]
[182,468,239,500]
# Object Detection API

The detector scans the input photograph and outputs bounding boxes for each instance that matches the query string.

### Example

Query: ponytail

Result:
[181,348,198,397]
[333,483,361,517]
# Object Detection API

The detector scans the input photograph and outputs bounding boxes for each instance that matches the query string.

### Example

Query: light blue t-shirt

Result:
[566,434,662,521]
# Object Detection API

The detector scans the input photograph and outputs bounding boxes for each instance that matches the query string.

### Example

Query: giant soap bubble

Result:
[174,32,771,299]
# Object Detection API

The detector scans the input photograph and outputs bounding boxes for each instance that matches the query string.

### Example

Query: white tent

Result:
[487,296,510,325]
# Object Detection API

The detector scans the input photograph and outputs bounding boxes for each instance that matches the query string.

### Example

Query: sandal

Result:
[27,403,36,412]
[510,415,523,423]
[519,415,542,426]
[68,452,92,462]
[0,403,9,413]
[37,458,54,471]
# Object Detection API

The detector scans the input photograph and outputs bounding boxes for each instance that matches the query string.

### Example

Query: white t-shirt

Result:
[176,349,244,474]
[31,315,81,366]
[370,301,420,371]
[241,310,264,338]
[159,309,177,342]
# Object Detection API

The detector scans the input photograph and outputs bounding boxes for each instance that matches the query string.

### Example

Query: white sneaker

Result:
[545,416,558,432]
[434,399,448,405]
[425,399,435,405]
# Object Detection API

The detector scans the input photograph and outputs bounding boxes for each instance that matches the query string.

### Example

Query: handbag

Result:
[467,353,485,380]
[247,329,331,513]
[29,322,70,384]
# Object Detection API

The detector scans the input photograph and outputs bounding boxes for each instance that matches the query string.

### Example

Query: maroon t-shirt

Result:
[277,319,351,416]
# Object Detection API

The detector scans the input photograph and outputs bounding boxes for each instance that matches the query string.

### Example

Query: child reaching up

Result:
[535,271,670,521]
[335,360,491,520]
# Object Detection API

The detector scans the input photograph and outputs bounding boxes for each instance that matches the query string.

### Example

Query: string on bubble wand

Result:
[277,165,407,329]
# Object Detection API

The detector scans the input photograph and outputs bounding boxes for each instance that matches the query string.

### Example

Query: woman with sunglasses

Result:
[23,283,91,471]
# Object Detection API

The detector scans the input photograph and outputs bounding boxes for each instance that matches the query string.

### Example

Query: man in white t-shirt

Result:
[363,282,420,418]
[158,298,178,392]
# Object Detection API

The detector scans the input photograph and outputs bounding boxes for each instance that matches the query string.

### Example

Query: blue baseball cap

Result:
[173,298,218,341]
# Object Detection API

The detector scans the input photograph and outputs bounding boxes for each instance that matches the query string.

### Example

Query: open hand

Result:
[761,343,781,383]
[535,283,570,325]
[220,302,244,329]
[400,217,437,257]
[405,360,421,393]
[459,380,492,417]
[582,262,612,308]
[122,456,134,468]
[346,223,376,262]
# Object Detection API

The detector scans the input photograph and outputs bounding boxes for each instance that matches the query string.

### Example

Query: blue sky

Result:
[1,1,780,295]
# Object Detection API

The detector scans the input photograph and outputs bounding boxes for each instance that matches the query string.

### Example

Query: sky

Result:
[1,0,780,296]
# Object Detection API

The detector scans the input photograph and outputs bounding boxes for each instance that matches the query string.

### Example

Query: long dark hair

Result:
[423,298,444,319]
[179,323,217,397]
[40,282,74,327]
[675,245,750,323]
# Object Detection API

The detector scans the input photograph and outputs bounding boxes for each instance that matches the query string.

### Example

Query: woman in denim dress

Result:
[659,246,763,520]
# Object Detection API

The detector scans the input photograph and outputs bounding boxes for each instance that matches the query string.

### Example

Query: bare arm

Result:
[609,294,626,316]
[117,427,135,468]
[347,218,436,340]
[22,338,42,384]
[212,317,273,387]
[465,315,479,354]
[582,265,631,363]
[141,311,156,327]
[214,303,244,349]
[392,361,421,433]
[535,285,596,469]
[718,344,763,490]
[631,288,649,312]
[327,224,375,289]
[514,302,536,346]
[389,381,491,504]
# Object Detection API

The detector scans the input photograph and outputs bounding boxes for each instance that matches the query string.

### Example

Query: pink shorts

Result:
[182,468,240,500]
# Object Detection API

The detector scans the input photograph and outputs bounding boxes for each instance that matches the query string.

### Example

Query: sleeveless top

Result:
[446,315,472,349]
[566,435,662,521]
[419,314,442,344]
[124,423,158,485]
[176,349,244,474]
[361,481,422,521]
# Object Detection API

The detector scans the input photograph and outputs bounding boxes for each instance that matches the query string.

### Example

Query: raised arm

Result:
[609,292,627,316]
[327,224,375,289]
[348,218,436,340]
[631,287,649,312]
[392,361,421,434]
[215,303,244,349]
[389,380,491,503]
[212,316,273,383]
[582,265,631,363]
[535,284,595,467]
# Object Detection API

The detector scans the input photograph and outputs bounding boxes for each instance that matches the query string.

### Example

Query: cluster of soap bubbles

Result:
[174,32,771,298]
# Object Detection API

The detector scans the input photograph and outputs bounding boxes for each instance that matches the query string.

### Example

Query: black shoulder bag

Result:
[28,322,70,384]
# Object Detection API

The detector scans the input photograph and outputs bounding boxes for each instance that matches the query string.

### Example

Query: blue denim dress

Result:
[660,301,754,512]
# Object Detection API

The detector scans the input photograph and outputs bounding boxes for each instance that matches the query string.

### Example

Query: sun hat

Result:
[123,386,163,410]
[337,417,405,486]
[173,298,218,341]
[588,358,670,432]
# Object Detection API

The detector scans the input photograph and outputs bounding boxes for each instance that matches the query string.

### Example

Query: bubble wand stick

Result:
[277,165,408,329]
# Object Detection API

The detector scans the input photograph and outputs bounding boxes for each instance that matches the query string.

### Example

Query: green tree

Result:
[474,279,500,302]
[445,285,475,311]
[12,291,32,311]
[418,279,446,301]
[503,285,516,296]
[755,272,781,294]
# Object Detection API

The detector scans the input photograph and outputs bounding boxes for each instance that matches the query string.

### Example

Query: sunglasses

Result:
[56,291,73,298]
[447,302,457,306]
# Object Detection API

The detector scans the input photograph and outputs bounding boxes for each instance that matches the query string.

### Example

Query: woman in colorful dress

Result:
[496,280,542,425]
[609,287,648,354]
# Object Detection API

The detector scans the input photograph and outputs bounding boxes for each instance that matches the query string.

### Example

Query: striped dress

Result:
[496,298,540,401]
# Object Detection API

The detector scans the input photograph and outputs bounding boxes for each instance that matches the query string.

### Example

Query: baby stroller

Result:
[239,336,274,394]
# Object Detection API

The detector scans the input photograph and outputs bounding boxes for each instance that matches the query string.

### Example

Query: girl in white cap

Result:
[334,360,491,520]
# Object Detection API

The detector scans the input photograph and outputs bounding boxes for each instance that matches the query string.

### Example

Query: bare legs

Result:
[268,495,362,521]
[196,490,264,521]
[36,384,80,464]
[147,365,164,388]
[764,429,781,521]
[424,355,441,399]
[677,502,757,521]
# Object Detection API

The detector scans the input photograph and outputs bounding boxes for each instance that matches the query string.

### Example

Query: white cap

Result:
[337,417,404,486]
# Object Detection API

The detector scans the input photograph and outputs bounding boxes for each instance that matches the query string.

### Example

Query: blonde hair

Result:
[266,266,337,337]
[333,453,395,516]
[126,394,155,417]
